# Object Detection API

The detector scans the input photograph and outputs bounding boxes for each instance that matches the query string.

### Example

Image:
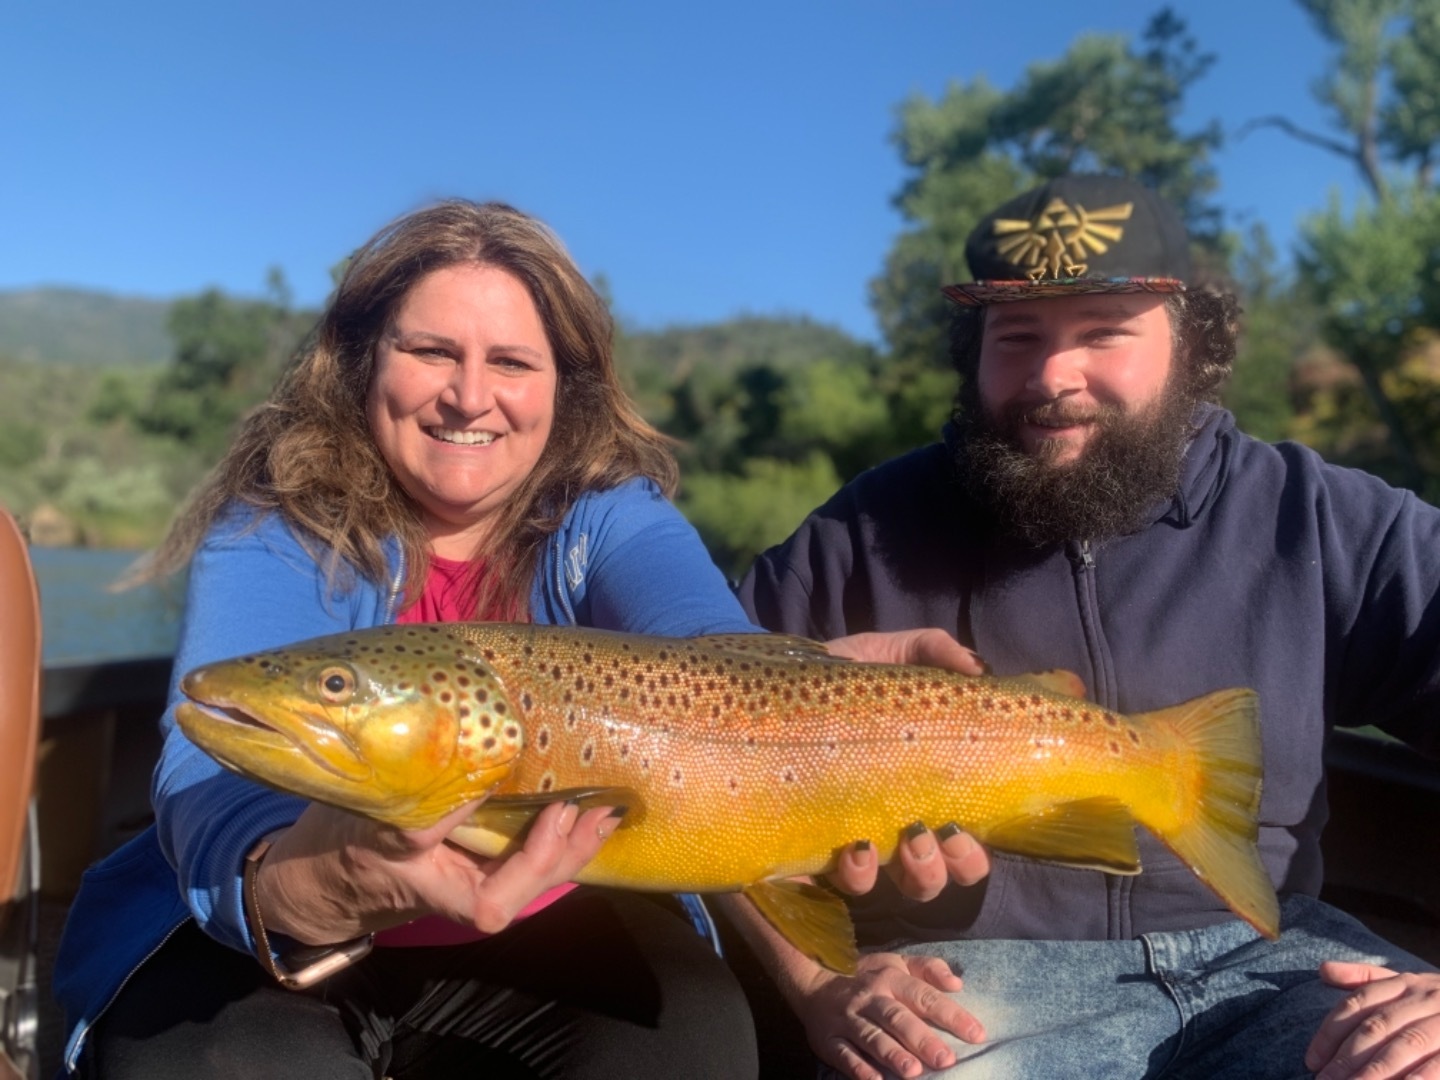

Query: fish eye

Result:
[317,665,356,703]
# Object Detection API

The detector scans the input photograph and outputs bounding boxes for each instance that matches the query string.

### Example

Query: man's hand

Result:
[823,628,993,898]
[825,628,988,675]
[791,950,984,1080]
[1306,961,1440,1079]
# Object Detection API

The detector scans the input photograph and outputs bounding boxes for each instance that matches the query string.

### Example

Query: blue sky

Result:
[2,1,1361,344]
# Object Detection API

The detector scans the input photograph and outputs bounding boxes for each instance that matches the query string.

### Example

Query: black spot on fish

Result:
[521,692,533,711]
[1127,729,1141,745]
[482,736,497,750]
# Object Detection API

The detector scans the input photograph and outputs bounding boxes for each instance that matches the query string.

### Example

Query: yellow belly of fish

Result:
[472,701,1179,891]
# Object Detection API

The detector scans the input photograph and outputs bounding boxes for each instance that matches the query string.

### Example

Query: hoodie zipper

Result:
[1069,539,1134,939]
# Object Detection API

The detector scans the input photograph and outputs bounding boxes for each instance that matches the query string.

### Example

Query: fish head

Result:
[175,625,524,830]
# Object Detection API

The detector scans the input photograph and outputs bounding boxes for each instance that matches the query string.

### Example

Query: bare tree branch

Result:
[1235,115,1358,160]
[1235,115,1386,199]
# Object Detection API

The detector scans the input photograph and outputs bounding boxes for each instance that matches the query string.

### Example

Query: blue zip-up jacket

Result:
[55,478,757,1072]
[740,406,1440,947]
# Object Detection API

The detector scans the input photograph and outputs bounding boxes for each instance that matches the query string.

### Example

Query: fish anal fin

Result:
[1013,670,1088,699]
[743,880,858,975]
[982,797,1141,873]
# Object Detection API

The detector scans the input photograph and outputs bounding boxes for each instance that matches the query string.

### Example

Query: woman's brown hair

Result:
[146,200,678,617]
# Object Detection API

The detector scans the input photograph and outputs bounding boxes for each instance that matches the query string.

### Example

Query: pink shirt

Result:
[374,554,576,947]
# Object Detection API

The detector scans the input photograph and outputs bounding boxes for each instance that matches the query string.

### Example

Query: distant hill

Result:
[0,288,871,376]
[617,314,873,379]
[0,287,173,366]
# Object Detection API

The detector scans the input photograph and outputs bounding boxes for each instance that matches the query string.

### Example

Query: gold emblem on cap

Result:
[991,198,1134,280]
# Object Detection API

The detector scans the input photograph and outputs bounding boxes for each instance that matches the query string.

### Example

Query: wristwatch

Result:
[242,837,374,990]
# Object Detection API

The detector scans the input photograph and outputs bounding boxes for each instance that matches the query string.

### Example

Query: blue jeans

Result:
[825,896,1436,1079]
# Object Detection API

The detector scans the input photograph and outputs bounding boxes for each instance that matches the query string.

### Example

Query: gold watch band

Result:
[242,837,374,990]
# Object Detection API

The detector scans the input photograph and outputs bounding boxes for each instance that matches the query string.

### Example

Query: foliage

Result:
[1223,225,1315,442]
[678,454,842,581]
[1297,186,1440,493]
[136,274,308,455]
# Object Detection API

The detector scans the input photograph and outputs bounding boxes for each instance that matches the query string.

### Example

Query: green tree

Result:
[1255,0,1440,493]
[1297,187,1440,493]
[139,271,304,454]
[1224,224,1317,442]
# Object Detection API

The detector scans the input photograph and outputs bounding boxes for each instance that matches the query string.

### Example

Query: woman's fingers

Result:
[460,802,620,932]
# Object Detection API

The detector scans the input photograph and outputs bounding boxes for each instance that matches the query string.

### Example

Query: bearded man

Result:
[726,176,1440,1080]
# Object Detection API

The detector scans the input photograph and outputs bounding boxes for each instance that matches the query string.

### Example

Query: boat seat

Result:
[0,509,41,1080]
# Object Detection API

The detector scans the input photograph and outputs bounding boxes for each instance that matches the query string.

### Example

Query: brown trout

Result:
[176,622,1278,972]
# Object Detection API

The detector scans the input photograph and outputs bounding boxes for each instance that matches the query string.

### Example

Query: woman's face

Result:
[367,263,558,558]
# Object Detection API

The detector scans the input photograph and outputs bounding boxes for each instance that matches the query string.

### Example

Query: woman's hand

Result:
[822,628,992,899]
[254,798,620,945]
[787,950,985,1080]
[1306,961,1440,1079]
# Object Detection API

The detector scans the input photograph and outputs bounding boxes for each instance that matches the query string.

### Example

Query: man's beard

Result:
[951,379,1200,548]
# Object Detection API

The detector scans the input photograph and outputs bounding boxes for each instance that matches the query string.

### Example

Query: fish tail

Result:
[1135,688,1279,940]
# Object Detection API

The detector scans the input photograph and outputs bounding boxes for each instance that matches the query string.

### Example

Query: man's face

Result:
[953,291,1198,547]
[976,293,1173,466]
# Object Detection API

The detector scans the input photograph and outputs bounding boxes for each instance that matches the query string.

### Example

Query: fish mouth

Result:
[176,698,372,785]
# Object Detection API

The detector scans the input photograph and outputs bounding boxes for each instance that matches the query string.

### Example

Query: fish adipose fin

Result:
[1137,687,1279,940]
[982,797,1142,873]
[743,880,858,975]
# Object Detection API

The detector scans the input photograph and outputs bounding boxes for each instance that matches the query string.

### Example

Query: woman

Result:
[54,200,764,1078]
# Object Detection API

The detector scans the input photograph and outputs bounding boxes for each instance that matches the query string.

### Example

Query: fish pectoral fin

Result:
[1012,670,1088,699]
[981,797,1141,874]
[696,633,840,662]
[469,786,646,839]
[742,880,858,975]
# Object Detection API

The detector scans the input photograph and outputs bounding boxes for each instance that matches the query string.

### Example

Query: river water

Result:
[30,547,184,666]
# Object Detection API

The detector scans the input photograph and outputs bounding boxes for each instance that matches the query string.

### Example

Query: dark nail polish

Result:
[979,659,993,675]
[608,805,630,820]
[904,821,928,841]
[936,822,962,841]
[854,839,872,852]
[564,797,581,807]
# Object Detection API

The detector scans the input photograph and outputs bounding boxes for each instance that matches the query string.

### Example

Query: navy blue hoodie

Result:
[739,406,1440,946]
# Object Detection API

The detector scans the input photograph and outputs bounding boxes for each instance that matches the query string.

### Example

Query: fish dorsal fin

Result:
[696,633,839,662]
[1012,669,1088,699]
[447,786,643,859]
[980,796,1141,874]
[743,879,858,975]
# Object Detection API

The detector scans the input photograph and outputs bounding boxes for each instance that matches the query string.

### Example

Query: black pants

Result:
[85,888,759,1079]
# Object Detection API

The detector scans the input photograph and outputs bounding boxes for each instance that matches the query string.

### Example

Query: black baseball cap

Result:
[941,174,1192,306]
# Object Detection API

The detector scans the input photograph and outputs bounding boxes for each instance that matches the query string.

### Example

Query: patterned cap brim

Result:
[941,276,1187,306]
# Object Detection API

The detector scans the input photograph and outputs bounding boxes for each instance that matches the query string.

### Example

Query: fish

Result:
[175,622,1278,973]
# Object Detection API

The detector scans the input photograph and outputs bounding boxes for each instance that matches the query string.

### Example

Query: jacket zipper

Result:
[384,544,406,623]
[65,918,192,1072]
